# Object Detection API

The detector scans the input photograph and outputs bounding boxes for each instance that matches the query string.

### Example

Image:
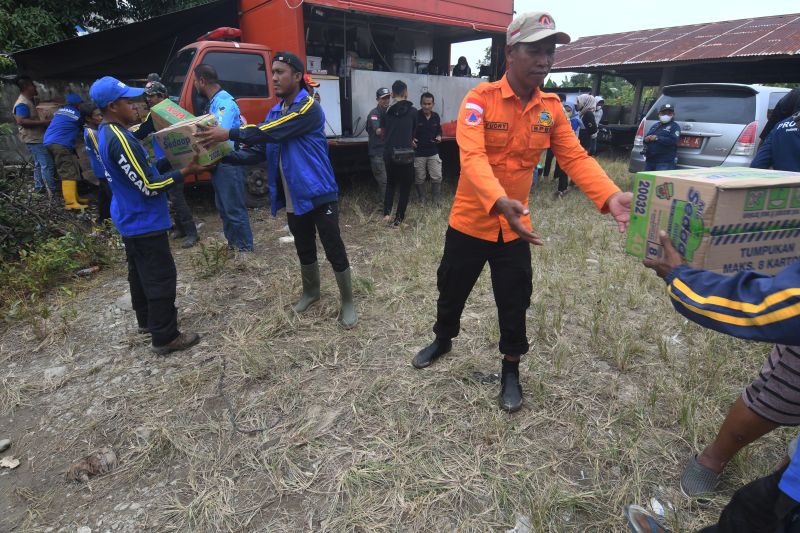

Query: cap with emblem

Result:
[659,103,675,112]
[274,51,305,74]
[89,76,145,108]
[376,87,390,99]
[144,81,167,96]
[507,12,571,46]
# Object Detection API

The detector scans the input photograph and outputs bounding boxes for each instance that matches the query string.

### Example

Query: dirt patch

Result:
[0,158,791,531]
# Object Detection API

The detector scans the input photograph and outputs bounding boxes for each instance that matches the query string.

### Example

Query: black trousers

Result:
[97,179,112,223]
[384,159,414,221]
[433,227,532,356]
[169,184,197,237]
[554,163,569,192]
[286,202,349,272]
[698,464,800,533]
[543,148,555,177]
[123,232,179,346]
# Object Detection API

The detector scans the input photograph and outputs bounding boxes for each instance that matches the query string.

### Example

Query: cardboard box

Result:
[149,99,195,131]
[626,167,800,275]
[36,102,61,121]
[153,114,231,169]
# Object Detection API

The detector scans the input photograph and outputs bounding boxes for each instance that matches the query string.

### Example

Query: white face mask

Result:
[659,114,673,124]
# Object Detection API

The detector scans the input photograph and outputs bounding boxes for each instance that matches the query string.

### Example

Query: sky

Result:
[451,0,799,83]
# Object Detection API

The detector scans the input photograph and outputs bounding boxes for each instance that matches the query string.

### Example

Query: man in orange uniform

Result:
[412,12,633,412]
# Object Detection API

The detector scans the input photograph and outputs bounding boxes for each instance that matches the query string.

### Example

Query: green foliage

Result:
[0,164,120,319]
[193,240,231,279]
[0,0,211,53]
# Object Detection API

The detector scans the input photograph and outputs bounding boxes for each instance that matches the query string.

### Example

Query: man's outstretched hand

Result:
[607,191,633,233]
[643,231,685,279]
[194,123,230,148]
[493,196,544,245]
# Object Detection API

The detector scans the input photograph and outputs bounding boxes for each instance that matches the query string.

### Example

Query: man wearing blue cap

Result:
[195,51,357,328]
[43,93,88,209]
[89,76,204,355]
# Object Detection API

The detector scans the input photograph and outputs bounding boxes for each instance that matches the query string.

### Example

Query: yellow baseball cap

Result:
[507,12,571,46]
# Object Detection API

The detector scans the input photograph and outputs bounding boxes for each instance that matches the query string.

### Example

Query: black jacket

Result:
[761,88,800,141]
[414,110,442,157]
[578,112,598,149]
[382,100,417,157]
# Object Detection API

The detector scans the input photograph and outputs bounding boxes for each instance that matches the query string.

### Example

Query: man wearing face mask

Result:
[642,103,680,171]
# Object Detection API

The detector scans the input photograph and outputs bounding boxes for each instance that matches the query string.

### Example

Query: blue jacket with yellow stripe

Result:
[227,89,337,216]
[665,262,800,345]
[665,261,800,506]
[96,122,181,237]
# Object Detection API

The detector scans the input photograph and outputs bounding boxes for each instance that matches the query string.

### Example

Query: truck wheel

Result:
[245,166,269,208]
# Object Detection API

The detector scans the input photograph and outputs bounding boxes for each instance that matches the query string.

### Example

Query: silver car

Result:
[628,83,790,173]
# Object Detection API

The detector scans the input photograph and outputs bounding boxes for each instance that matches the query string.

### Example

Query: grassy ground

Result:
[0,154,791,532]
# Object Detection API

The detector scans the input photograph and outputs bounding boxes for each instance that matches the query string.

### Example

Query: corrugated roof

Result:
[553,13,800,70]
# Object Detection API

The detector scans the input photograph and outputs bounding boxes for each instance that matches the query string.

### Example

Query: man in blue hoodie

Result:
[89,76,204,355]
[43,93,87,209]
[195,51,356,328]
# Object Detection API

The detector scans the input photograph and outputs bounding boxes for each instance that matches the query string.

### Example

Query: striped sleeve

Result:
[665,263,800,345]
[229,96,319,145]
[107,124,180,197]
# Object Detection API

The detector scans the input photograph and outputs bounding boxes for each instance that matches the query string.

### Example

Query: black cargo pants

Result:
[433,226,532,356]
[123,232,180,346]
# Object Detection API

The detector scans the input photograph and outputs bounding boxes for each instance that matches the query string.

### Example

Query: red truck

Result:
[156,0,512,205]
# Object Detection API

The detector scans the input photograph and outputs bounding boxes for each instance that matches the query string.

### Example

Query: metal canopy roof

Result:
[552,13,800,84]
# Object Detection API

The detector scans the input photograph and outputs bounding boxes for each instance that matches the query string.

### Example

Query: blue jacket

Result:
[83,127,107,180]
[208,89,241,132]
[227,89,337,216]
[96,122,182,237]
[643,121,681,163]
[751,115,800,172]
[664,259,800,502]
[43,104,84,149]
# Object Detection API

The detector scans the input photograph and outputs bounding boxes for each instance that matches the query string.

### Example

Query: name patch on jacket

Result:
[484,121,509,131]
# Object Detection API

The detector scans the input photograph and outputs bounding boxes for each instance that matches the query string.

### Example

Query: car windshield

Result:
[648,89,756,125]
[162,48,197,100]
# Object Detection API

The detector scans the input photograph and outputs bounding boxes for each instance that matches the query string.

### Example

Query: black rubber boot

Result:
[415,183,425,202]
[431,182,442,207]
[412,337,452,369]
[499,359,523,412]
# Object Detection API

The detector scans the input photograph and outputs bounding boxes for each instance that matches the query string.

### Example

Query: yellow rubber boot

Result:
[62,181,86,210]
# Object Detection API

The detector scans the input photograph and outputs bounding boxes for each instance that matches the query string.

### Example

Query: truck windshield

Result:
[162,48,196,100]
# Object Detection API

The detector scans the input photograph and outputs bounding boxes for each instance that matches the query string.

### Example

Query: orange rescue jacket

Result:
[450,75,621,242]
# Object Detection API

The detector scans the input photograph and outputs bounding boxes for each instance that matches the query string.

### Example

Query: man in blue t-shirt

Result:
[43,93,87,209]
[641,103,681,171]
[89,76,204,355]
[751,111,800,172]
[193,64,254,251]
[13,76,56,193]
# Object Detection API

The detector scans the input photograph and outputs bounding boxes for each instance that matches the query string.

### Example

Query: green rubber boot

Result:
[292,262,320,313]
[334,267,358,328]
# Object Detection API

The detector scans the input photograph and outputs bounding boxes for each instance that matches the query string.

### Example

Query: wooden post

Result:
[631,79,644,124]
[591,73,602,95]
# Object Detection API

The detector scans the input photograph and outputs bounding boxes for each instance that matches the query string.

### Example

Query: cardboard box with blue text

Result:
[152,114,231,169]
[625,167,800,275]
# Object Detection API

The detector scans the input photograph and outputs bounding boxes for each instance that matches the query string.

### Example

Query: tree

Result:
[0,0,208,53]
[477,46,492,68]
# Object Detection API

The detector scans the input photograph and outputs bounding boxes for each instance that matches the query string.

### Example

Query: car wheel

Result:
[245,166,269,208]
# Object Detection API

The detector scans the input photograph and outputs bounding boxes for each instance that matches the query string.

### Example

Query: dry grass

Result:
[0,154,791,532]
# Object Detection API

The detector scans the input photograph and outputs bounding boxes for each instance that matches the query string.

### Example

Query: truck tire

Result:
[245,166,269,208]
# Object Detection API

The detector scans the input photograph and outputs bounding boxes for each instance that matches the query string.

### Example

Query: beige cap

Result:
[507,12,571,46]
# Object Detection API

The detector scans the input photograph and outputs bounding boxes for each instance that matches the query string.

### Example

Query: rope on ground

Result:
[216,351,269,435]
